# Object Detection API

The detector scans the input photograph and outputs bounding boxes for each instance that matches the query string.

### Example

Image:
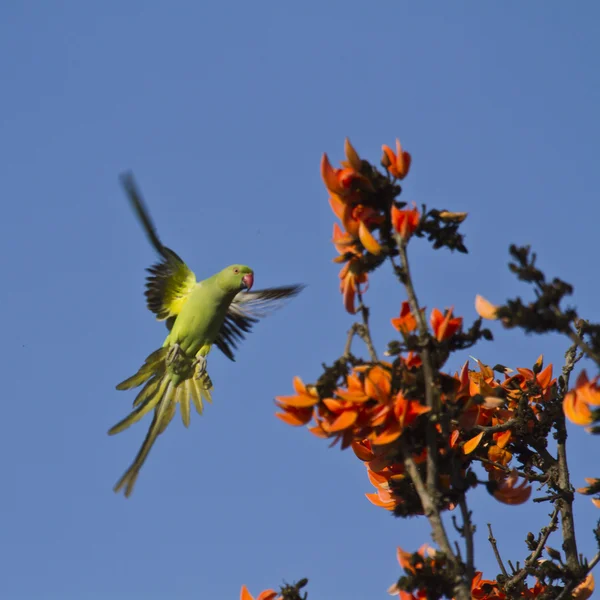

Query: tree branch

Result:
[459,498,475,583]
[355,291,378,362]
[487,523,509,579]
[505,506,559,592]
[396,237,440,502]
[401,445,470,600]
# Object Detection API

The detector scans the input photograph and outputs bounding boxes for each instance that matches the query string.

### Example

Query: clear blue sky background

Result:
[1,2,599,599]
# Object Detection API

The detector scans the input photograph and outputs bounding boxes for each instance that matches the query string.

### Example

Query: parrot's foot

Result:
[193,356,207,379]
[166,343,182,365]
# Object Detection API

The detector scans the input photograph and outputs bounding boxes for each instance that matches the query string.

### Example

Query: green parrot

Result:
[109,172,304,497]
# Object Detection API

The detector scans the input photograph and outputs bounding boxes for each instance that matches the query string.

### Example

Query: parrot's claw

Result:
[166,343,182,365]
[193,356,207,379]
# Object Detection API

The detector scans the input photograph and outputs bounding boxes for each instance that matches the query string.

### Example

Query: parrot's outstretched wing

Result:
[120,171,197,321]
[214,285,305,361]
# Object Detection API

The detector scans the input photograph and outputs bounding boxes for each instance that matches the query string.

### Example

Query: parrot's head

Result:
[218,264,254,293]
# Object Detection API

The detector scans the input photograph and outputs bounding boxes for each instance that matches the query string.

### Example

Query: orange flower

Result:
[339,258,368,314]
[475,295,499,320]
[275,377,318,426]
[471,572,506,599]
[321,397,361,434]
[321,153,365,200]
[403,351,422,369]
[332,222,361,260]
[563,371,598,426]
[391,203,420,240]
[576,370,600,406]
[564,370,600,427]
[365,463,406,511]
[493,470,531,505]
[240,585,280,600]
[391,301,423,335]
[573,572,595,600]
[430,307,463,342]
[382,138,411,179]
[388,546,441,598]
[370,392,431,445]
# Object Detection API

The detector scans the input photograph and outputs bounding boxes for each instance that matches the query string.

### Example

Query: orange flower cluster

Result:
[391,301,463,343]
[563,370,600,427]
[447,356,556,504]
[240,585,280,600]
[275,364,431,451]
[352,438,425,512]
[321,138,418,313]
[276,334,554,508]
[389,558,554,600]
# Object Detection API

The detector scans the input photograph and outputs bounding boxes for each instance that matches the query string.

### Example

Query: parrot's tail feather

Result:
[116,348,169,390]
[108,377,169,435]
[111,345,216,497]
[132,377,161,408]
[113,379,175,498]
[189,377,204,415]
[180,380,192,427]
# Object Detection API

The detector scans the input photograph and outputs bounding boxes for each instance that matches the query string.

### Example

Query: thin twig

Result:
[565,325,600,366]
[459,499,475,583]
[355,291,378,362]
[473,457,549,483]
[505,506,559,591]
[343,323,360,359]
[487,523,509,579]
[474,419,517,434]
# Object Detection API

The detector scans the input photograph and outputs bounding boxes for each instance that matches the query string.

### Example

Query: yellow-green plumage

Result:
[110,172,304,497]
[110,265,250,497]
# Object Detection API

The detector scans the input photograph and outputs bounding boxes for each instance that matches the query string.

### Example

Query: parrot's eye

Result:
[233,268,239,274]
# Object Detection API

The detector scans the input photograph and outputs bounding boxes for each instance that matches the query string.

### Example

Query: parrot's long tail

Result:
[109,346,213,498]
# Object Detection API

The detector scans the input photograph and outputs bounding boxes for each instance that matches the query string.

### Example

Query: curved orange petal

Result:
[352,440,374,461]
[572,573,595,600]
[275,406,313,426]
[475,295,498,320]
[241,585,254,600]
[327,409,358,432]
[365,492,395,510]
[320,153,344,195]
[563,390,593,426]
[358,220,382,255]
[364,366,392,402]
[496,430,511,449]
[275,394,318,408]
[344,137,362,171]
[323,398,345,412]
[463,431,484,455]
[371,421,402,445]
[292,376,307,395]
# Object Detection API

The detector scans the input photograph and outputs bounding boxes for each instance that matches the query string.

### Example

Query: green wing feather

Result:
[120,171,197,321]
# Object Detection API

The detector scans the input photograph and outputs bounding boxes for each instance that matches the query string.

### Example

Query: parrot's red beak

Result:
[241,273,254,291]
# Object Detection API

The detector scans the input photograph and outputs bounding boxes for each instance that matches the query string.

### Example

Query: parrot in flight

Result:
[109,172,304,497]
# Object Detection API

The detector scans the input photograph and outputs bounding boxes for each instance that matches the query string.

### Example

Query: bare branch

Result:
[487,523,509,579]
[459,498,475,583]
[505,506,559,591]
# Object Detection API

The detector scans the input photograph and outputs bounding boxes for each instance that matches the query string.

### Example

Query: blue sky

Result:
[1,2,600,599]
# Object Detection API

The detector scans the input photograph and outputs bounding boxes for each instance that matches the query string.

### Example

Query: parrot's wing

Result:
[120,171,197,321]
[214,285,305,361]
